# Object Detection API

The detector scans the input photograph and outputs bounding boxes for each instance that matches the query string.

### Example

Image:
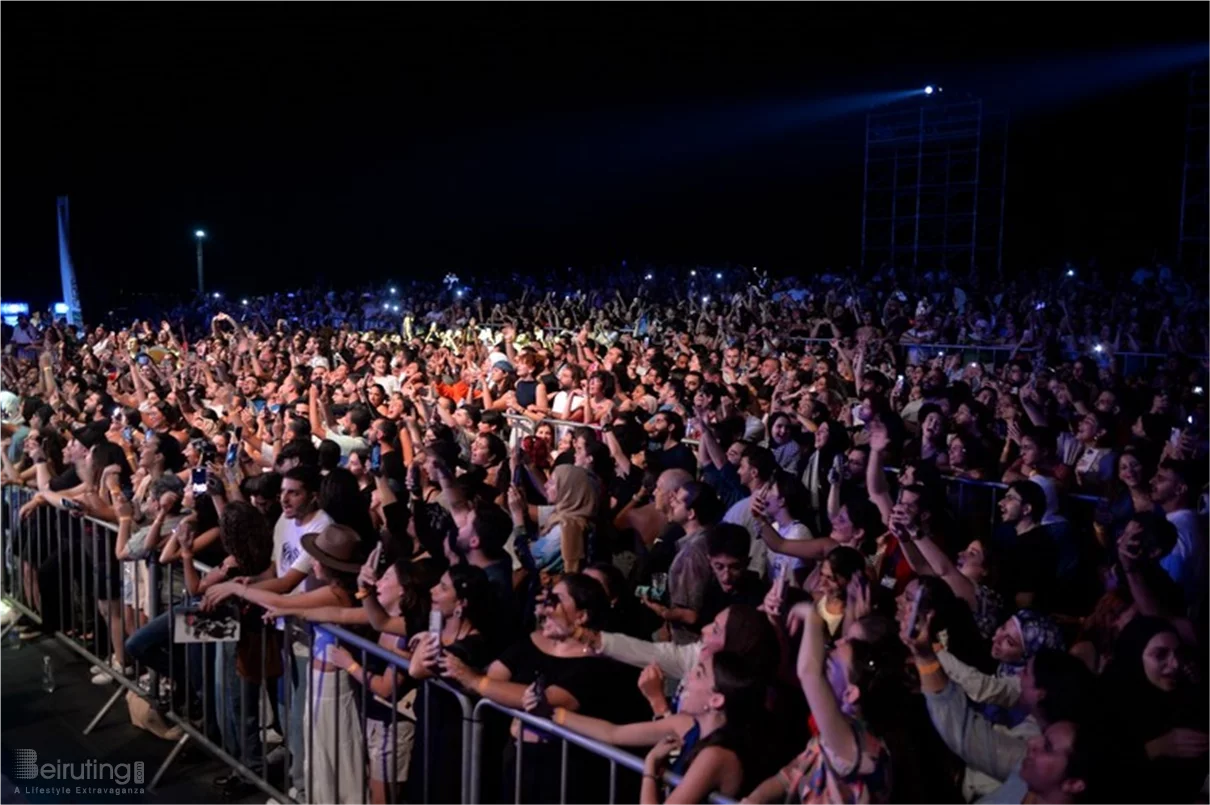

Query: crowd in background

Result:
[1,256,1207,804]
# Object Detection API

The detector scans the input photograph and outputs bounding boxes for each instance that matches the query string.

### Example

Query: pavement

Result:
[1,632,265,804]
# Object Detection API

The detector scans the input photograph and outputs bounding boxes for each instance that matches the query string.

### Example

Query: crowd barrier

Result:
[0,484,735,804]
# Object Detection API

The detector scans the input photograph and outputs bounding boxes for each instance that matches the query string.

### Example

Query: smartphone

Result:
[906,585,925,638]
[191,467,208,497]
[252,399,266,414]
[225,440,239,467]
[122,427,133,443]
[269,403,281,414]
[370,443,382,474]
[531,671,548,708]
[60,499,83,513]
[137,354,151,366]
[428,609,443,638]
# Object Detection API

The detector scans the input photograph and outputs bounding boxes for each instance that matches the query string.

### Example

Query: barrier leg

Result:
[148,733,191,791]
[83,686,126,735]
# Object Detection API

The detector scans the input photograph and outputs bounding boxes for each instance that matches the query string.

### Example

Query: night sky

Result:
[4,4,1207,314]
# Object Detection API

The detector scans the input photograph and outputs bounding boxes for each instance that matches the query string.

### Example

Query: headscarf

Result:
[542,465,598,573]
[998,609,1066,678]
[980,609,1066,729]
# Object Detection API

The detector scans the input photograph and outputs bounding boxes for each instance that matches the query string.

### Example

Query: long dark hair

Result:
[219,501,273,575]
[914,576,991,672]
[447,564,494,634]
[685,650,779,794]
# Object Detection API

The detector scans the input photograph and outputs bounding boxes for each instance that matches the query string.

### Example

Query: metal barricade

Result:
[469,697,736,804]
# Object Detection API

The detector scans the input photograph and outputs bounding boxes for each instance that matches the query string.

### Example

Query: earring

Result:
[454,605,463,620]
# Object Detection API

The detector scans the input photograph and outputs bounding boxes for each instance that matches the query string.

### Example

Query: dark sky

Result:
[4,4,1207,313]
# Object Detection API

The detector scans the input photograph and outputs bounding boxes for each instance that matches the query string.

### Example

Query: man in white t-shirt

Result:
[1152,459,1206,612]
[549,364,586,423]
[201,465,332,798]
[721,446,779,577]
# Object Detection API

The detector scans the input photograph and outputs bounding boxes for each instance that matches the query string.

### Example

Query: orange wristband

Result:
[915,660,941,676]
[477,676,491,694]
[553,707,567,725]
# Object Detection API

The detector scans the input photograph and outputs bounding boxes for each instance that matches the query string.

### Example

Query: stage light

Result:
[702,295,710,303]
[715,272,722,280]
[241,299,249,306]
[644,273,653,281]
[383,302,391,310]
[456,290,463,297]
[1066,269,1076,277]
[389,287,397,295]
[689,270,696,277]
[212,292,221,299]
[195,230,206,239]
[924,86,934,95]
[54,303,69,315]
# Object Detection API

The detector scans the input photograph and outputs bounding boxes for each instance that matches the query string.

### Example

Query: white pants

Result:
[303,668,366,804]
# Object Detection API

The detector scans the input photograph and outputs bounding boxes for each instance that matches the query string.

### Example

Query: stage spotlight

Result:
[924,85,934,95]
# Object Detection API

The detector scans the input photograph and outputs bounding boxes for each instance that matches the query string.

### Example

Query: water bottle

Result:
[42,655,55,692]
[4,627,22,651]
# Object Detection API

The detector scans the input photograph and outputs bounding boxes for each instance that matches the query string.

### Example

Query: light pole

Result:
[194,230,206,294]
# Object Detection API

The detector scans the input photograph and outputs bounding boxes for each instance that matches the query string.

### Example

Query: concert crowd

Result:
[1,258,1207,804]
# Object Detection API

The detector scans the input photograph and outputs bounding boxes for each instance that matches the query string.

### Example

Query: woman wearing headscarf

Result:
[1100,616,1208,804]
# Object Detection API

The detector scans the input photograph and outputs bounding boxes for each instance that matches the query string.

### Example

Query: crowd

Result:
[0,257,1207,804]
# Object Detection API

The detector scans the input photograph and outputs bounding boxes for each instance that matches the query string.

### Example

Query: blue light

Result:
[456,290,463,297]
[195,230,206,239]
[53,303,69,315]
[0,303,29,316]
[924,85,934,95]
[212,292,222,299]
[389,287,397,295]
[715,272,722,280]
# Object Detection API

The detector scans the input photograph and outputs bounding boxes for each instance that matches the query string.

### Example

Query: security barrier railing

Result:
[470,697,736,805]
[1,484,739,804]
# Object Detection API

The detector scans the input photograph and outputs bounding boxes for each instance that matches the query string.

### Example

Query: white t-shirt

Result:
[551,390,585,420]
[1160,508,1205,609]
[273,508,334,582]
[723,495,766,577]
[371,375,400,396]
[768,520,814,583]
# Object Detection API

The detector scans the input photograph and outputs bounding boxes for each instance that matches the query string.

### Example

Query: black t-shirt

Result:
[999,525,1059,608]
[698,570,770,630]
[647,441,698,477]
[49,466,80,492]
[608,465,644,518]
[496,634,647,723]
[380,449,406,486]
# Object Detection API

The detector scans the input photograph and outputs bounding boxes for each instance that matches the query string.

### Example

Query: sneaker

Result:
[90,657,124,685]
[267,784,302,803]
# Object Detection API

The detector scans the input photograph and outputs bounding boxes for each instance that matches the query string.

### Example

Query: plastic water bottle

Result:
[42,656,55,693]
[4,627,21,651]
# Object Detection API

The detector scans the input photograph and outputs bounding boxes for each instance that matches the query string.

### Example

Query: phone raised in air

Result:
[191,467,208,497]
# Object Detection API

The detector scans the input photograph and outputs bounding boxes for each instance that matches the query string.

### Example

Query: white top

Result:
[723,496,766,577]
[1160,508,1205,610]
[273,508,334,582]
[371,375,400,396]
[768,520,814,583]
[551,390,585,420]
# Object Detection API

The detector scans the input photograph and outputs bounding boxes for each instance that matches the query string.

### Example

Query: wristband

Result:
[553,707,567,726]
[346,662,362,676]
[915,660,941,676]
[477,676,491,694]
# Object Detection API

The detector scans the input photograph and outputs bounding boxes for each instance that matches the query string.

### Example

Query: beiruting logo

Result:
[11,749,145,794]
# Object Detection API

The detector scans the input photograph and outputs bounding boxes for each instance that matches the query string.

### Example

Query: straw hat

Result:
[300,524,363,573]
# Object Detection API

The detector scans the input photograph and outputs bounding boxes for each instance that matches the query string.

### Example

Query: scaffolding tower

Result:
[861,97,1007,277]
[1177,64,1208,273]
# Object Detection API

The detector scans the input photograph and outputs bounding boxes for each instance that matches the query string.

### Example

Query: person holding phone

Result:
[441,573,647,804]
[744,603,905,804]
